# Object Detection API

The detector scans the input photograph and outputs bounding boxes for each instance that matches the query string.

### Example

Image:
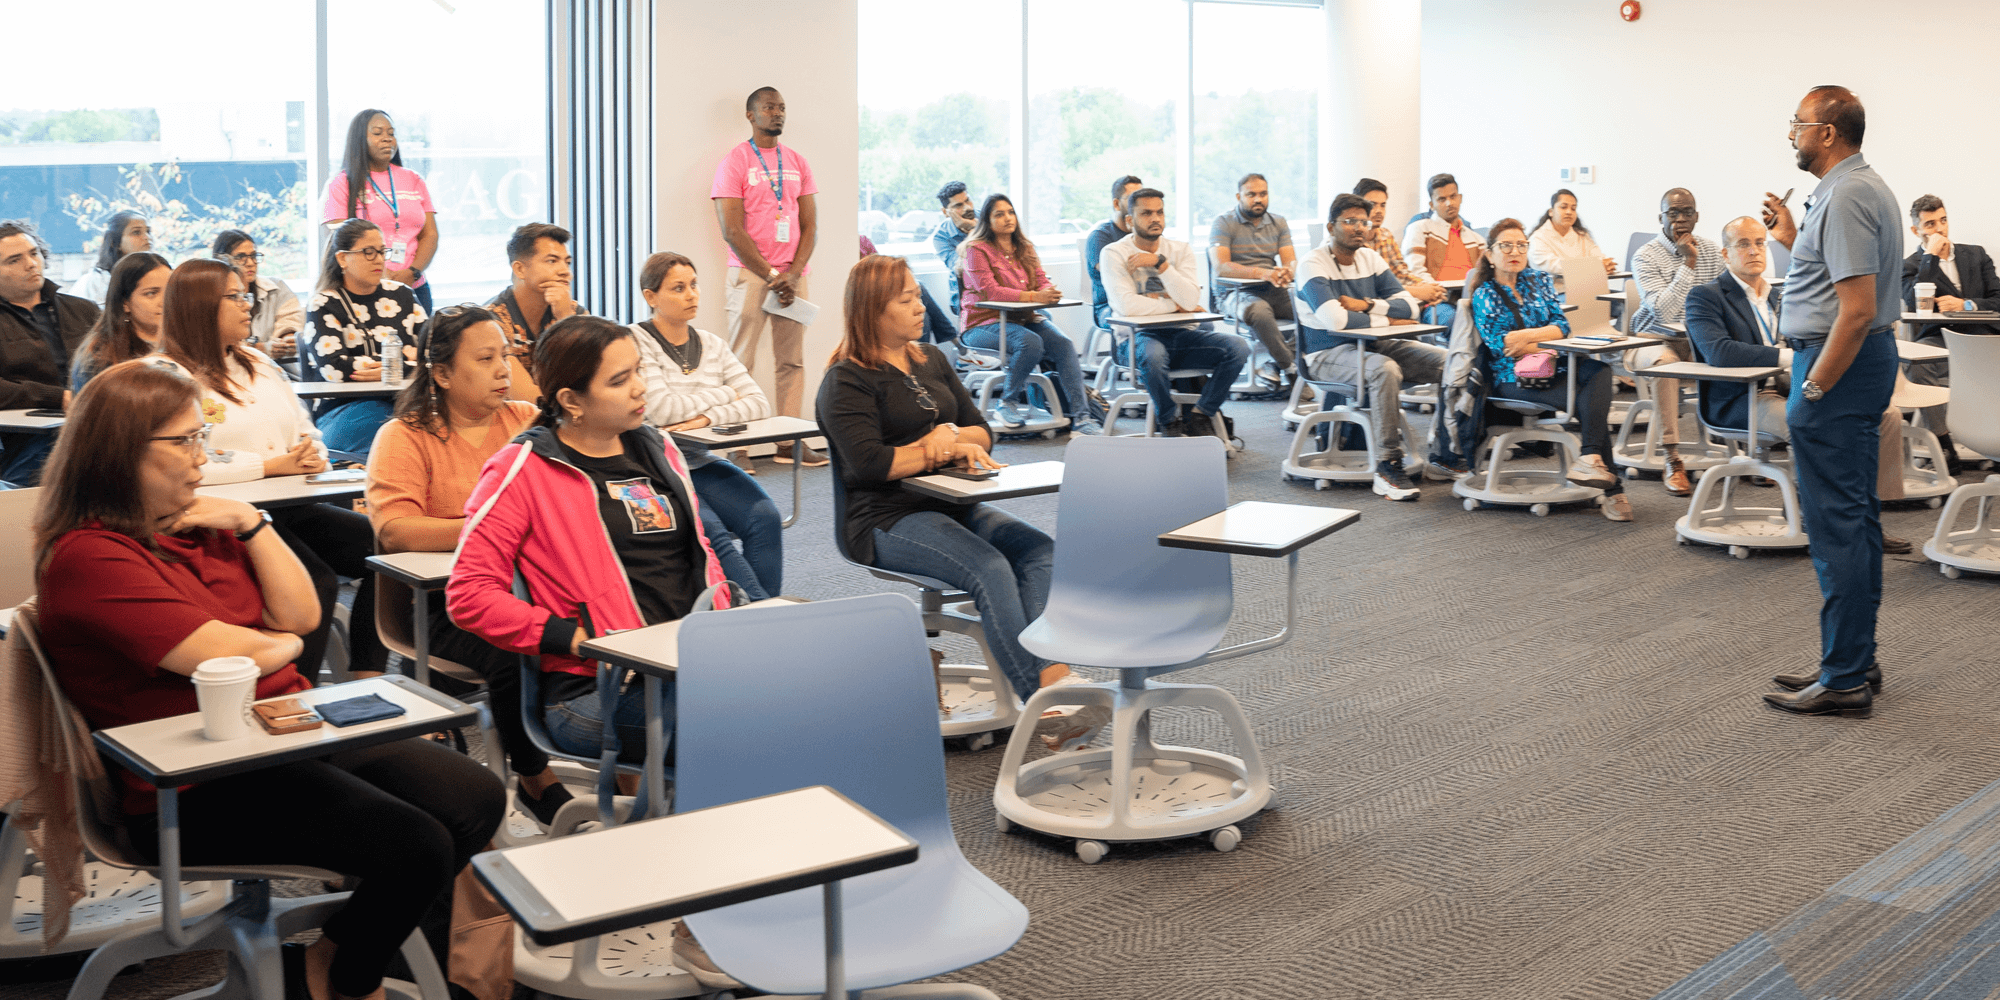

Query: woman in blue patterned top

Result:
[1467,218,1630,521]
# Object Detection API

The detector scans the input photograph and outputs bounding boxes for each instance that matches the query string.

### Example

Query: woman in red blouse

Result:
[32,360,504,1000]
[958,194,1098,433]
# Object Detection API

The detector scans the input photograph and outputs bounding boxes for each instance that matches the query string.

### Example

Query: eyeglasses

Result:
[338,246,392,261]
[220,251,264,264]
[903,374,938,415]
[219,291,253,305]
[1728,239,1768,252]
[150,424,213,455]
[1333,218,1371,229]
[1491,241,1531,253]
[1787,117,1833,137]
[1663,208,1698,220]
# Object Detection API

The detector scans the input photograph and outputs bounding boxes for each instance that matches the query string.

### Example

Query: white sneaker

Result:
[1564,455,1619,489]
[1032,674,1111,752]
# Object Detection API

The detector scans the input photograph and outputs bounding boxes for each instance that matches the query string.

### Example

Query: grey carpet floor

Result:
[8,393,1998,1000]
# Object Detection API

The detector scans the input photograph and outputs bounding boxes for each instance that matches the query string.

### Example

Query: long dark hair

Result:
[532,315,634,428]
[32,360,204,578]
[338,108,401,222]
[396,305,502,438]
[76,251,171,375]
[319,218,380,293]
[92,211,145,272]
[159,258,256,404]
[1532,189,1593,239]
[960,194,1043,290]
[1463,217,1528,306]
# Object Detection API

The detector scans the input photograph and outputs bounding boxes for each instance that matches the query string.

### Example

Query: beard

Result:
[1244,204,1266,218]
[1794,145,1813,171]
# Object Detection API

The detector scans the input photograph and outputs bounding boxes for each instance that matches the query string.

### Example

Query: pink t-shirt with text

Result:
[321,164,437,287]
[709,140,816,272]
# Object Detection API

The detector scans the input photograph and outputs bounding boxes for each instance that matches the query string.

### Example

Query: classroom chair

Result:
[1926,330,2000,579]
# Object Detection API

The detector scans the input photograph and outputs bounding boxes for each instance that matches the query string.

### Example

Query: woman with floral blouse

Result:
[305,219,427,454]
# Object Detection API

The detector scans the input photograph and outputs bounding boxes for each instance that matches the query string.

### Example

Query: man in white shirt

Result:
[1100,187,1250,442]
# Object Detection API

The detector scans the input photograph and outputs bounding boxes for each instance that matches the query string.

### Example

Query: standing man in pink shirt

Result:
[711,86,825,467]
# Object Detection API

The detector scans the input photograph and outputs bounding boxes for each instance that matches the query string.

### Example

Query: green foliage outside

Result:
[62,163,310,279]
[0,108,161,145]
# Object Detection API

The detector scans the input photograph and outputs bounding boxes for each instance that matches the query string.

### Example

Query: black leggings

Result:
[272,503,388,679]
[426,593,551,777]
[126,739,505,998]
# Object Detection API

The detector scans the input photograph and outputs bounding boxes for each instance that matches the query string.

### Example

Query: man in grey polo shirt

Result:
[1209,172,1296,389]
[1759,85,1903,720]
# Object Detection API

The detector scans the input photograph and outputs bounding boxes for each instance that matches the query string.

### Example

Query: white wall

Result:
[653,0,859,415]
[1420,0,1999,263]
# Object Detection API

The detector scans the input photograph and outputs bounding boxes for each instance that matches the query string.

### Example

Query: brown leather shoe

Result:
[1663,458,1693,496]
[1882,533,1913,554]
[1763,684,1872,718]
[1773,663,1882,693]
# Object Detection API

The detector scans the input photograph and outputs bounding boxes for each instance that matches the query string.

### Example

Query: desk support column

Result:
[784,440,803,528]
[411,588,431,686]
[822,879,845,1000]
[643,674,668,820]
[158,786,191,949]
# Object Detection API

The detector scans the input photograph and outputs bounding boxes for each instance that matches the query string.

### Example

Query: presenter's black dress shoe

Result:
[1882,533,1913,554]
[1773,663,1882,693]
[1763,684,1873,718]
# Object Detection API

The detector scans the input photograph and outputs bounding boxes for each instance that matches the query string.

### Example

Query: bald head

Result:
[1804,85,1865,148]
[1720,216,1770,283]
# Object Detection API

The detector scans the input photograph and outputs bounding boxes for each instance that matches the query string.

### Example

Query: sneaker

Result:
[1255,360,1285,389]
[994,400,1028,428]
[1564,455,1620,489]
[1153,411,1183,437]
[1183,408,1229,445]
[772,443,829,466]
[671,920,743,990]
[1372,460,1420,501]
[1069,417,1103,436]
[727,449,755,475]
[1424,460,1471,481]
[1602,491,1633,522]
[1299,384,1317,403]
[517,780,575,829]
[1033,674,1112,752]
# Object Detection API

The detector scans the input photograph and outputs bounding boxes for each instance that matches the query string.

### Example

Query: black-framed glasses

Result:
[338,246,392,261]
[150,424,213,455]
[219,251,264,264]
[1663,208,1698,220]
[904,374,939,415]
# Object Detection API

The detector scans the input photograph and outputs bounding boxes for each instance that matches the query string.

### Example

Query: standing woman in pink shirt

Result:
[323,109,440,314]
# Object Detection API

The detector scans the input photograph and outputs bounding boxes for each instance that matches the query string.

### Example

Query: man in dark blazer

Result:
[0,220,97,485]
[1901,194,1992,470]
[1685,216,1910,554]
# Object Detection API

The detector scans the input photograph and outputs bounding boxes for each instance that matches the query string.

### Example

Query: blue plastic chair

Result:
[675,595,1027,998]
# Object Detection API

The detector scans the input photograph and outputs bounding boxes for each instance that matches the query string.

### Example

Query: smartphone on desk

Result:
[305,468,368,484]
[710,423,749,435]
[25,408,64,418]
[932,466,999,482]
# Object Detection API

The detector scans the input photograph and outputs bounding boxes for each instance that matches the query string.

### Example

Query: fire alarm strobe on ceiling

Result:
[1621,0,1641,21]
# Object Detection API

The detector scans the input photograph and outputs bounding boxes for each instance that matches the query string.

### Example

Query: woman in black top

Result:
[818,255,1106,752]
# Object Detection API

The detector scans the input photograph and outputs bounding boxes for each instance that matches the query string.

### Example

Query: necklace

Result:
[645,321,701,375]
[660,337,697,375]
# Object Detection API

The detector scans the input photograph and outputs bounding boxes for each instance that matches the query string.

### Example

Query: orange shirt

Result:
[366,401,539,536]
[1435,227,1473,281]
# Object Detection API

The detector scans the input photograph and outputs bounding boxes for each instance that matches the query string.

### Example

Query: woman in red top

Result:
[33,361,504,1000]
[958,194,1098,434]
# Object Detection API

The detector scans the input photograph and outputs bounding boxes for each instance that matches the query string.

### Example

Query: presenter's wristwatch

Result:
[1801,378,1826,401]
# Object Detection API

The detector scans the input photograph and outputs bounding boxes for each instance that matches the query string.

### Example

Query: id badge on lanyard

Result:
[774,215,791,244]
[752,142,790,243]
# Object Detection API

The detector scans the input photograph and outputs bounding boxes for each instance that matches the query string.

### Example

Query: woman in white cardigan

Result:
[1527,188,1617,287]
[630,251,784,600]
[152,258,387,678]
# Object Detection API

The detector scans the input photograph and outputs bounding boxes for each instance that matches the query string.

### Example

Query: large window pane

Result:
[1,2,311,292]
[1024,0,1186,242]
[857,0,1020,260]
[328,0,548,304]
[1191,2,1321,249]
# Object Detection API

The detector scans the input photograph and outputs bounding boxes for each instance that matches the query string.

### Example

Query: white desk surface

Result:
[580,597,806,677]
[94,675,473,786]
[1159,501,1360,557]
[1898,339,1951,362]
[1437,279,1465,290]
[199,474,365,509]
[1594,293,1626,303]
[671,415,820,450]
[1610,271,1634,280]
[902,460,1064,504]
[975,299,1083,311]
[0,409,65,433]
[293,381,404,399]
[1543,336,1653,354]
[1308,323,1447,342]
[367,550,455,586]
[1106,312,1225,328]
[1903,311,2000,325]
[1635,361,1783,384]
[473,785,918,946]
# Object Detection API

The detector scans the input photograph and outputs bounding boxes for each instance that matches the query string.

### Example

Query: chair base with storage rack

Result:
[1609,379,1730,479]
[1891,374,1955,507]
[1098,313,1241,453]
[0,816,231,962]
[1925,474,2000,579]
[1279,300,1441,492]
[1926,329,2000,578]
[1642,361,1810,559]
[1451,401,1604,516]
[961,298,1084,440]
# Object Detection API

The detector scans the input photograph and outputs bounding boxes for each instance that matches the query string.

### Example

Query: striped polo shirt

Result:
[1208,206,1292,271]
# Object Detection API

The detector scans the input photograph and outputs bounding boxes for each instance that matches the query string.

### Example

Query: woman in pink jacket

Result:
[446,315,731,766]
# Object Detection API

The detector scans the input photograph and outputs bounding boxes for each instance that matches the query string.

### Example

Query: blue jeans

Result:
[1119,325,1251,423]
[412,281,433,316]
[1422,301,1456,334]
[317,399,395,455]
[962,317,1088,417]
[870,505,1053,701]
[1490,357,1617,462]
[0,432,56,486]
[1788,330,1898,691]
[545,677,674,766]
[692,460,782,600]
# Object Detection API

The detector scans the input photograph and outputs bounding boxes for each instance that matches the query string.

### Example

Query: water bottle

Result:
[378,331,404,385]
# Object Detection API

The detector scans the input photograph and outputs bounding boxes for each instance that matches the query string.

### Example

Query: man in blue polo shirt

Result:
[1758,85,1903,719]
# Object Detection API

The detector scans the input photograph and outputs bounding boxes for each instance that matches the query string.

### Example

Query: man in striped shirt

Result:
[1628,187,1726,495]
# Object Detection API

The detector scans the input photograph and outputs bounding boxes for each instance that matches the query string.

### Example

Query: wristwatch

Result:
[1801,378,1825,401]
[237,508,274,543]
[769,268,783,281]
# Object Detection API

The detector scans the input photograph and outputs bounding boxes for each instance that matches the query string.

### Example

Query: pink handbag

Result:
[1513,350,1560,389]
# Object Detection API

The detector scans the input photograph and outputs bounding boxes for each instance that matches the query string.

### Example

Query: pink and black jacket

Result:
[446,424,732,679]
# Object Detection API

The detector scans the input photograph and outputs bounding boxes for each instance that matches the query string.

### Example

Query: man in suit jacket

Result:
[1685,216,1909,549]
[0,221,97,485]
[1900,194,1991,467]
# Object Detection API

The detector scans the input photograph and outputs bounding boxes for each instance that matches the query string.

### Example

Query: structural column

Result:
[1320,0,1422,230]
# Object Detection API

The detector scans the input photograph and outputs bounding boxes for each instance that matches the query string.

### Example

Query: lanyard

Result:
[368,171,400,226]
[749,142,784,208]
[1749,293,1775,345]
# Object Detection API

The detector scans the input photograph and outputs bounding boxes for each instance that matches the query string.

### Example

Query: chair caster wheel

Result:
[1928,496,1944,509]
[1530,503,1551,517]
[958,731,996,752]
[995,814,1012,833]
[1041,429,1057,439]
[1209,826,1241,853]
[1419,404,1434,414]
[1676,535,1689,546]
[1730,545,1750,559]
[1076,840,1109,864]
[1943,564,1962,579]
[1463,498,1480,511]
[1315,479,1330,491]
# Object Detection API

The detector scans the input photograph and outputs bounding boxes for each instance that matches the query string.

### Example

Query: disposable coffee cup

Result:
[1916,282,1937,313]
[192,656,260,741]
